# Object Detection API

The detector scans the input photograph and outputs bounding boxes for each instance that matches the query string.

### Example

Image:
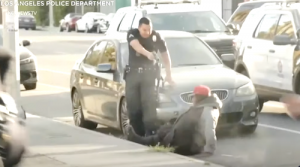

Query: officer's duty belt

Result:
[128,66,157,73]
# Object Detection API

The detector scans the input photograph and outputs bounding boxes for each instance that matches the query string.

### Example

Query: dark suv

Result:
[106,2,235,60]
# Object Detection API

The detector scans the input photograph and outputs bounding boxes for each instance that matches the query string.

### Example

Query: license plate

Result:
[24,19,29,22]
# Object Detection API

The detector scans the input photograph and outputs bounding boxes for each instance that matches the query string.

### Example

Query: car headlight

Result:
[159,94,172,103]
[20,57,33,64]
[236,82,255,96]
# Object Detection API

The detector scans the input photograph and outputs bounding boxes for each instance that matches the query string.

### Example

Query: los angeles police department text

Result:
[0,0,114,7]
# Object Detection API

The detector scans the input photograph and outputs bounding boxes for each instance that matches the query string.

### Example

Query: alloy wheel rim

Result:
[121,100,129,132]
[72,92,82,126]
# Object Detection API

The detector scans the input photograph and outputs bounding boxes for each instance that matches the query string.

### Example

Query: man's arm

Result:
[202,107,219,154]
[155,33,172,78]
[127,30,152,58]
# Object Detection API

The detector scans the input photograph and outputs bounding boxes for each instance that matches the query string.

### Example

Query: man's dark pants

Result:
[125,69,157,136]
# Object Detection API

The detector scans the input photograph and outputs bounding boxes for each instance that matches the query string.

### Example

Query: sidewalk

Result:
[20,116,224,167]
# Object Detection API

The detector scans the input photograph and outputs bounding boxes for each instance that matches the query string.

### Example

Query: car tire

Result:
[72,90,97,130]
[119,98,129,136]
[239,124,257,134]
[97,25,102,33]
[25,28,28,30]
[31,27,36,30]
[66,24,71,32]
[3,145,24,167]
[59,26,63,32]
[23,83,37,90]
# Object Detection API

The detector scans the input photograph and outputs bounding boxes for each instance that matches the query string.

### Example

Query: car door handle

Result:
[269,50,275,53]
[247,46,252,49]
[79,73,84,79]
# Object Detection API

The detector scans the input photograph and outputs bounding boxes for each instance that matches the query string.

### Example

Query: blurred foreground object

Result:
[281,94,300,120]
[0,92,27,167]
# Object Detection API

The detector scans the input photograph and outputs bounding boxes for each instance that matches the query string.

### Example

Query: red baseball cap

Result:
[193,85,211,96]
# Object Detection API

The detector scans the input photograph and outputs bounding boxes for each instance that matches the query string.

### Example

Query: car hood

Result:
[194,32,235,44]
[19,46,34,60]
[160,65,250,94]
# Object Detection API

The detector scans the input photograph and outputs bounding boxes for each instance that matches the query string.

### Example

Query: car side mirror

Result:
[96,63,113,73]
[297,29,300,38]
[273,35,297,45]
[226,23,235,30]
[22,40,30,47]
[221,54,235,69]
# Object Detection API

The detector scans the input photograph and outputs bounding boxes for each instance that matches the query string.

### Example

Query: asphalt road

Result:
[19,29,300,167]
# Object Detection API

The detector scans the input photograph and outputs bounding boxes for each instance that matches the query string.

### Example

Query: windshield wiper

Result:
[174,63,208,67]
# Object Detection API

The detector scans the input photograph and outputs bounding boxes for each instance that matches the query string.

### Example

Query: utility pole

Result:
[1,0,23,118]
[49,0,54,27]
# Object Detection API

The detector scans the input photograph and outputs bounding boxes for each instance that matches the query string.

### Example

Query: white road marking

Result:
[38,68,71,75]
[37,83,69,91]
[258,123,300,135]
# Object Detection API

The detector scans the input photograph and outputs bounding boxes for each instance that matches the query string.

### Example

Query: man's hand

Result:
[198,152,213,158]
[281,94,300,119]
[165,75,175,86]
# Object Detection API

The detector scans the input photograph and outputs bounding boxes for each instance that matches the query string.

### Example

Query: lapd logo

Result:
[152,35,156,42]
[278,60,282,73]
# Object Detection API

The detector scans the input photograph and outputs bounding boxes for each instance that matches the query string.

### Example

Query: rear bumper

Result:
[19,22,36,29]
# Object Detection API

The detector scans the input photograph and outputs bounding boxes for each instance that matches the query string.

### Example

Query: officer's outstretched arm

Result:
[155,33,172,78]
[127,30,151,58]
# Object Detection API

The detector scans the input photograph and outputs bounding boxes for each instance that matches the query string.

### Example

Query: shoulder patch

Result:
[152,35,156,42]
[129,34,134,38]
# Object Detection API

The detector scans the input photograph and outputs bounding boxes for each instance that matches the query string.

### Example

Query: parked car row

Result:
[0,25,38,90]
[59,12,115,34]
[69,0,265,135]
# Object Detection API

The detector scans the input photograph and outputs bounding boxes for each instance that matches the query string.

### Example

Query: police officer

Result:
[126,17,174,136]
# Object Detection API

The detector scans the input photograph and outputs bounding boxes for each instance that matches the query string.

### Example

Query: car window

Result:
[275,14,296,38]
[238,9,262,38]
[84,41,107,66]
[131,12,143,29]
[254,14,280,40]
[119,12,136,32]
[148,11,227,32]
[100,41,117,70]
[228,3,264,25]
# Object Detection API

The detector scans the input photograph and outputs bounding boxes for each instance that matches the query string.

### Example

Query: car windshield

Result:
[148,11,227,32]
[120,36,221,67]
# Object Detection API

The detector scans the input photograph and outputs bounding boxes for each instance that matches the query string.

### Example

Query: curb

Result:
[25,113,218,166]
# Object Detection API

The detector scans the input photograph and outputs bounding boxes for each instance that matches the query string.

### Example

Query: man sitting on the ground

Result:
[126,85,222,157]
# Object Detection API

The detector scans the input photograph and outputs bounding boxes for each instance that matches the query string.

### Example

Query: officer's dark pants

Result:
[125,69,157,136]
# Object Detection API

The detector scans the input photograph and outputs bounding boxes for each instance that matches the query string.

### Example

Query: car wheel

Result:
[31,27,36,30]
[59,26,63,32]
[72,90,97,130]
[120,98,129,136]
[258,98,265,112]
[23,83,36,90]
[3,144,24,167]
[97,25,102,33]
[25,28,28,30]
[239,124,257,134]
[66,24,71,32]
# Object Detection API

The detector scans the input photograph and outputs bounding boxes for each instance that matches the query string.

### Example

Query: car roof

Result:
[111,30,195,43]
[142,4,210,13]
[240,0,284,5]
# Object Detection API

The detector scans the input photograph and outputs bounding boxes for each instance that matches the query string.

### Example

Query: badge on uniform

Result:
[152,35,156,42]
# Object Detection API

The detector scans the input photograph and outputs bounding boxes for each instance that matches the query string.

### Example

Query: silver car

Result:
[70,31,259,136]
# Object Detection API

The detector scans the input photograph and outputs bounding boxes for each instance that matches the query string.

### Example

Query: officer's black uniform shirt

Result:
[127,28,167,67]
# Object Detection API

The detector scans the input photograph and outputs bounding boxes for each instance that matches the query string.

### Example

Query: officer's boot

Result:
[127,126,159,146]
